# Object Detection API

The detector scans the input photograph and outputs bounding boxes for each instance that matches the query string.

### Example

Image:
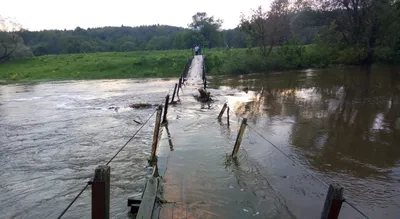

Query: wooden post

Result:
[217,103,228,120]
[92,165,110,219]
[150,105,163,162]
[232,118,247,157]
[321,184,344,219]
[204,79,207,89]
[171,83,178,103]
[227,107,230,126]
[162,95,169,124]
[177,79,180,98]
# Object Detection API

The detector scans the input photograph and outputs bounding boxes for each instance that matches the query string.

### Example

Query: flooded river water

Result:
[1,65,399,218]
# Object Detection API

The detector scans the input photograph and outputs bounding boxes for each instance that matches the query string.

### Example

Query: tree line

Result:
[1,2,400,65]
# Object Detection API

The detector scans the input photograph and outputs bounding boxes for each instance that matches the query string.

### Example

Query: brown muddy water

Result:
[208,65,400,219]
[0,65,399,219]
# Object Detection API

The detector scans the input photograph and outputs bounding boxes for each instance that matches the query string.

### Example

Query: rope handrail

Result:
[343,199,371,219]
[247,124,330,188]
[245,123,371,219]
[106,107,158,165]
[56,183,90,219]
[56,87,174,219]
[57,109,157,219]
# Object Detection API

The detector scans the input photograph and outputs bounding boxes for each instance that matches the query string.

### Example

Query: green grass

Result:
[0,50,192,83]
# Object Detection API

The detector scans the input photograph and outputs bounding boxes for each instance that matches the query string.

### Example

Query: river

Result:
[0,65,399,218]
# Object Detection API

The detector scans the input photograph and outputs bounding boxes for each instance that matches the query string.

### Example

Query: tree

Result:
[319,0,397,64]
[0,16,33,62]
[240,1,291,57]
[146,36,170,50]
[0,16,20,62]
[189,12,223,48]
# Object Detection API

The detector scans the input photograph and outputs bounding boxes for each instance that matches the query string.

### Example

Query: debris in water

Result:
[229,185,234,189]
[133,120,142,125]
[243,209,249,212]
[240,189,244,191]
[108,106,120,112]
[130,103,156,109]
[193,88,213,102]
[253,212,259,216]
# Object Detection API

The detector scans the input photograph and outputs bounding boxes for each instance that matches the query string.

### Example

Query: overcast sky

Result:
[1,0,271,31]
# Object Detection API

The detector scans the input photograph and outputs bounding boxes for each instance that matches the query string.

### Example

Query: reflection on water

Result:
[211,65,400,218]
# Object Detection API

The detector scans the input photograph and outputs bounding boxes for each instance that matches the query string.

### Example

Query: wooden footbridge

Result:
[57,54,370,219]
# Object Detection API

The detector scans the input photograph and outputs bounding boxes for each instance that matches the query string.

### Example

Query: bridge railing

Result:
[57,55,193,219]
[216,101,371,219]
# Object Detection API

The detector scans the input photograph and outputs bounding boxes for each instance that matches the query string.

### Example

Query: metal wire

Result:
[106,107,158,166]
[57,182,90,219]
[343,199,371,219]
[246,123,371,219]
[57,87,172,218]
[56,109,157,218]
[247,124,330,188]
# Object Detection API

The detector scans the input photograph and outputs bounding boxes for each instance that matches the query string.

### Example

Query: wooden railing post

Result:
[227,107,230,126]
[150,105,163,162]
[162,95,169,124]
[92,165,110,219]
[217,103,228,120]
[171,83,178,103]
[321,184,344,219]
[232,118,247,157]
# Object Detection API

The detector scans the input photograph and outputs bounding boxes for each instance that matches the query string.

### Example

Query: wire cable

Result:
[106,106,158,166]
[57,182,90,219]
[343,199,371,219]
[246,123,371,219]
[247,124,330,188]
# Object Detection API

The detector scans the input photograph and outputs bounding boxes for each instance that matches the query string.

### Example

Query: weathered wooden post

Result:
[232,118,247,157]
[171,83,178,103]
[217,103,228,120]
[92,165,110,219]
[227,107,230,126]
[321,184,344,219]
[150,105,163,162]
[178,76,182,89]
[162,95,169,124]
[177,79,180,98]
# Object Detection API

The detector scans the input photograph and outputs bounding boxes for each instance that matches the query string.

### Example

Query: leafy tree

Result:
[189,12,223,48]
[0,16,33,62]
[146,36,170,50]
[240,1,292,57]
[320,0,398,64]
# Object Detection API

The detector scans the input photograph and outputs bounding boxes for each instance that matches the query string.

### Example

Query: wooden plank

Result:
[136,177,159,219]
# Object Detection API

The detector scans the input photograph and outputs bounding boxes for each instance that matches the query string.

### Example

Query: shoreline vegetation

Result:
[0,50,192,83]
[1,45,398,83]
[1,0,399,83]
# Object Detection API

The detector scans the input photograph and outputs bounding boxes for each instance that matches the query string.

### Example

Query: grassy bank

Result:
[0,50,192,82]
[205,45,400,74]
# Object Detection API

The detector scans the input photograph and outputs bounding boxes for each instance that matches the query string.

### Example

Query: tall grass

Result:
[0,50,192,82]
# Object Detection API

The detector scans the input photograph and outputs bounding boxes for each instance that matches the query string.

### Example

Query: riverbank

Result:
[1,46,398,83]
[205,45,399,74]
[0,50,191,83]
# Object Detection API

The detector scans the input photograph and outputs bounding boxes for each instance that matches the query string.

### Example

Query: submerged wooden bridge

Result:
[57,54,370,219]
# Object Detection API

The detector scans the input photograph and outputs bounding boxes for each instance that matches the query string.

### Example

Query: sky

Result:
[1,0,270,31]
